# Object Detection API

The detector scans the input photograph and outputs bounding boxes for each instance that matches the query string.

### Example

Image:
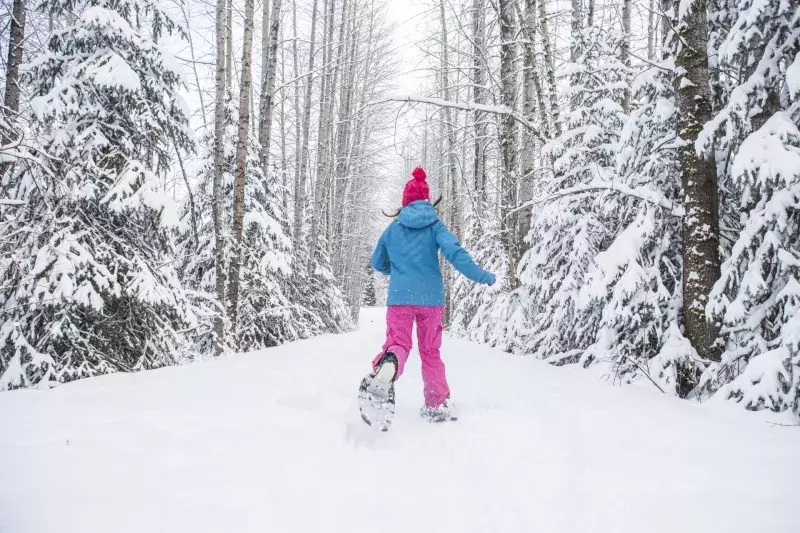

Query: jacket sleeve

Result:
[433,222,495,285]
[370,229,391,275]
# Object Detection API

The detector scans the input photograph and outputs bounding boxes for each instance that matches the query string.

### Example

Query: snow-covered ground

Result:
[1,307,798,533]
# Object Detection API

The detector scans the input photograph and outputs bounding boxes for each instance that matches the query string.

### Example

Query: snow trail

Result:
[1,308,797,533]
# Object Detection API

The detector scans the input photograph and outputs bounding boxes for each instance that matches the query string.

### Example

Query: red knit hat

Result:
[402,167,430,206]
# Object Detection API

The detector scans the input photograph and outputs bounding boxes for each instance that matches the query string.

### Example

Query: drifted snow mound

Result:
[1,307,797,533]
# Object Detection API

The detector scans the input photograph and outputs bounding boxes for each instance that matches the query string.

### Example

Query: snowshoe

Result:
[358,353,398,432]
[420,399,457,423]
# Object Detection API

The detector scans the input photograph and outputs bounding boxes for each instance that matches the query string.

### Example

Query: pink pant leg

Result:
[372,305,414,379]
[414,306,449,408]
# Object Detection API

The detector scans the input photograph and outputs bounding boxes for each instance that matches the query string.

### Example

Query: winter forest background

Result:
[0,0,798,417]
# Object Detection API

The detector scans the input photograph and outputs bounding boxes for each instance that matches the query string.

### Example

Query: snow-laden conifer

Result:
[0,0,193,389]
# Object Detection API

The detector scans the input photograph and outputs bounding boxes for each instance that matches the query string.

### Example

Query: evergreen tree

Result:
[701,0,800,412]
[517,26,628,364]
[451,212,515,350]
[300,231,354,332]
[580,60,692,395]
[0,0,193,389]
[707,112,800,413]
[362,263,376,307]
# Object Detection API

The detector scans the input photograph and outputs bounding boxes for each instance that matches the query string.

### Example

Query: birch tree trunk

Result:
[570,0,582,111]
[472,0,487,196]
[308,0,337,265]
[280,40,288,203]
[333,0,358,268]
[498,0,518,286]
[661,0,672,59]
[261,0,271,87]
[294,0,320,248]
[228,0,256,331]
[212,0,229,355]
[647,0,655,60]
[258,0,283,178]
[674,0,721,362]
[291,0,303,244]
[519,0,541,248]
[226,0,234,89]
[517,0,548,136]
[180,1,209,130]
[536,0,560,136]
[621,0,632,113]
[3,0,25,116]
[439,0,461,240]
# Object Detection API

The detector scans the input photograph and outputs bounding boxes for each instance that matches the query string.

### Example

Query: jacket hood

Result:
[397,200,439,229]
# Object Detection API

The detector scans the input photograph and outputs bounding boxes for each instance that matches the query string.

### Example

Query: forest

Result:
[1,0,798,418]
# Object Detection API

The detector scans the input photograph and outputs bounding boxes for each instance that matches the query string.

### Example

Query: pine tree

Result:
[451,214,515,350]
[707,112,800,413]
[702,0,800,413]
[301,231,354,333]
[580,59,693,395]
[518,25,628,364]
[0,0,193,389]
[362,263,376,307]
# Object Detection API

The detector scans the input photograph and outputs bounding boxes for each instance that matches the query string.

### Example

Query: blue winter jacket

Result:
[370,200,495,306]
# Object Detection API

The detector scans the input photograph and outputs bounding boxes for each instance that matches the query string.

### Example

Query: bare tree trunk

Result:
[536,0,560,136]
[519,0,540,249]
[661,0,672,59]
[439,0,461,240]
[472,0,487,195]
[438,0,460,325]
[569,0,582,112]
[587,0,594,26]
[517,0,549,136]
[280,38,289,205]
[228,0,256,331]
[675,0,721,362]
[333,0,359,269]
[180,1,209,130]
[621,0,632,113]
[212,0,229,355]
[261,0,271,87]
[226,0,234,89]
[647,0,655,60]
[257,0,284,178]
[291,0,303,245]
[294,0,320,248]
[309,0,337,265]
[499,0,518,286]
[3,0,25,116]
[175,140,199,252]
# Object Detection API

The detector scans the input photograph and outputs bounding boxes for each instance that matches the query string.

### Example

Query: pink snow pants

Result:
[372,305,449,408]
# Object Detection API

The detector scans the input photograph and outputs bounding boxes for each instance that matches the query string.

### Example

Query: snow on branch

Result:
[509,181,685,217]
[375,94,543,140]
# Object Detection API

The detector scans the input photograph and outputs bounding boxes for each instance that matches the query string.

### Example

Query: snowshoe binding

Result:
[420,399,457,423]
[358,352,398,432]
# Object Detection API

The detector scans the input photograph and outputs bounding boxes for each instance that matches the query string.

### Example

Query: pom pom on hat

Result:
[402,166,431,206]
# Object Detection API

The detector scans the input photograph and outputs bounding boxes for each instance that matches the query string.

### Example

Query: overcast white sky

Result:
[385,0,429,94]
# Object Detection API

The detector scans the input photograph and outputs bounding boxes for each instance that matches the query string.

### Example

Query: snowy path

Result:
[1,308,797,533]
